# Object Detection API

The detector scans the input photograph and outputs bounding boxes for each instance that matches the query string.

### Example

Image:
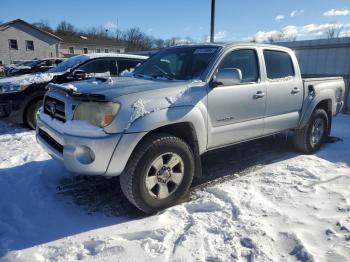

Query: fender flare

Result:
[298,89,335,129]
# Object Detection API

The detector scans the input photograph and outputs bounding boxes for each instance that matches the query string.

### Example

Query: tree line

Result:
[32,20,346,49]
[33,20,194,51]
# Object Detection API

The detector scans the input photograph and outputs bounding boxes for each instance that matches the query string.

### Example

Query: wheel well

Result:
[316,99,332,116]
[23,96,43,123]
[143,122,202,177]
[315,99,332,135]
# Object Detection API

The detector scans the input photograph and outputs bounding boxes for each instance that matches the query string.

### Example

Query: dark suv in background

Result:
[0,53,147,128]
[5,58,66,77]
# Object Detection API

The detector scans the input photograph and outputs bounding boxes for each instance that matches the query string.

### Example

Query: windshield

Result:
[134,46,219,80]
[48,55,89,74]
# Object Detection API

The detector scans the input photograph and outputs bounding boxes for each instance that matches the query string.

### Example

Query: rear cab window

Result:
[263,50,294,79]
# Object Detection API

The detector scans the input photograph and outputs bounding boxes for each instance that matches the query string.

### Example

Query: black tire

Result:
[293,108,329,154]
[120,133,195,213]
[25,99,43,130]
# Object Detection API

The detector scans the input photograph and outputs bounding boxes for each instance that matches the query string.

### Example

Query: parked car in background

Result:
[0,53,147,129]
[4,58,66,77]
[36,43,345,213]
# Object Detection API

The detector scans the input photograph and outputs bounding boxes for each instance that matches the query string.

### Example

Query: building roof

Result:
[0,19,62,41]
[57,34,127,47]
[278,37,350,50]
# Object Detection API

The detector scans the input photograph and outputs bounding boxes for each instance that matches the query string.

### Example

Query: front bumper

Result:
[36,114,146,176]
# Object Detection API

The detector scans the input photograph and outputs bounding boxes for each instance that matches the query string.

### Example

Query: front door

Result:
[207,48,267,149]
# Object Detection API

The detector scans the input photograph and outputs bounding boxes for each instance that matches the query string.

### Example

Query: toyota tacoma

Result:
[36,43,345,213]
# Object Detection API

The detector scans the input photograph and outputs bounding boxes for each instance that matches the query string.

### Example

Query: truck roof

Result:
[168,42,292,52]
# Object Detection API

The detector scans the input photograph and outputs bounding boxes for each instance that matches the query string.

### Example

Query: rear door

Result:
[262,49,303,134]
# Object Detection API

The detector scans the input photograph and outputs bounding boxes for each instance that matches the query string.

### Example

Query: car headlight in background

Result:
[73,102,120,127]
[0,84,29,93]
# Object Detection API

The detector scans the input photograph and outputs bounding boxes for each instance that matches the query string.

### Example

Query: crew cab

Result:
[36,43,345,213]
[0,53,147,128]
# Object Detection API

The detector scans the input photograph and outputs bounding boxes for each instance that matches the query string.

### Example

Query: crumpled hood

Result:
[56,76,197,99]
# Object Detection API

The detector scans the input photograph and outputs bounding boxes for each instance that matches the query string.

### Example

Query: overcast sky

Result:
[1,0,350,42]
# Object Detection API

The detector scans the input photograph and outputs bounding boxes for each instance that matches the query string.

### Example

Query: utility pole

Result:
[210,0,215,42]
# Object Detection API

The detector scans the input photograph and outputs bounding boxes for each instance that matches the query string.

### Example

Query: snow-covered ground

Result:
[1,115,350,262]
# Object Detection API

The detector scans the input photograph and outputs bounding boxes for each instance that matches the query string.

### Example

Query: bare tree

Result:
[123,27,154,51]
[154,39,165,49]
[326,24,343,39]
[56,21,76,34]
[267,31,289,43]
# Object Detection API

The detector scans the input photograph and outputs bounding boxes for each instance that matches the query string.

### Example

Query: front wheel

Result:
[293,108,329,154]
[120,133,195,213]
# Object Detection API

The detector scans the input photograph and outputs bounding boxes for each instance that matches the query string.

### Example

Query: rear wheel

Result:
[293,108,329,154]
[120,133,195,213]
[25,99,43,129]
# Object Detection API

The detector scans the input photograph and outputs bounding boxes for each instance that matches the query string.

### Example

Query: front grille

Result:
[39,129,63,154]
[44,96,66,122]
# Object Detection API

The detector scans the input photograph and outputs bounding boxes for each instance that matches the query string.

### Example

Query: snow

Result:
[1,114,350,261]
[64,83,77,92]
[119,68,134,77]
[267,76,294,83]
[124,99,151,130]
[19,73,60,86]
[0,72,63,90]
[165,80,203,105]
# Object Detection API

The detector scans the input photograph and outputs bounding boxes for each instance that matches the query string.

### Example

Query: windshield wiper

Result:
[133,73,151,79]
[150,74,174,80]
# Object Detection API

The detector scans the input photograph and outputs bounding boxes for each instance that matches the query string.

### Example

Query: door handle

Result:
[291,87,300,94]
[253,91,265,99]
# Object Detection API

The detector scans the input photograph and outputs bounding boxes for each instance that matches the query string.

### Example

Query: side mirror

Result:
[72,69,86,80]
[212,68,242,87]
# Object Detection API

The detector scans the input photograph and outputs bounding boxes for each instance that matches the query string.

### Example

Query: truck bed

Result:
[302,74,345,83]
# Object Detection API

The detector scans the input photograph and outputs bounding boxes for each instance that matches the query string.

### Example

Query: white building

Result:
[57,34,126,58]
[0,19,61,65]
[0,19,127,64]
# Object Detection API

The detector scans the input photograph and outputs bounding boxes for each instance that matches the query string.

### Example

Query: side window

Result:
[117,59,141,74]
[263,50,294,79]
[25,40,34,51]
[9,39,18,50]
[219,49,259,83]
[78,59,118,76]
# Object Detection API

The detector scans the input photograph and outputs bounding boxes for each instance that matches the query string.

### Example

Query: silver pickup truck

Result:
[36,43,345,213]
